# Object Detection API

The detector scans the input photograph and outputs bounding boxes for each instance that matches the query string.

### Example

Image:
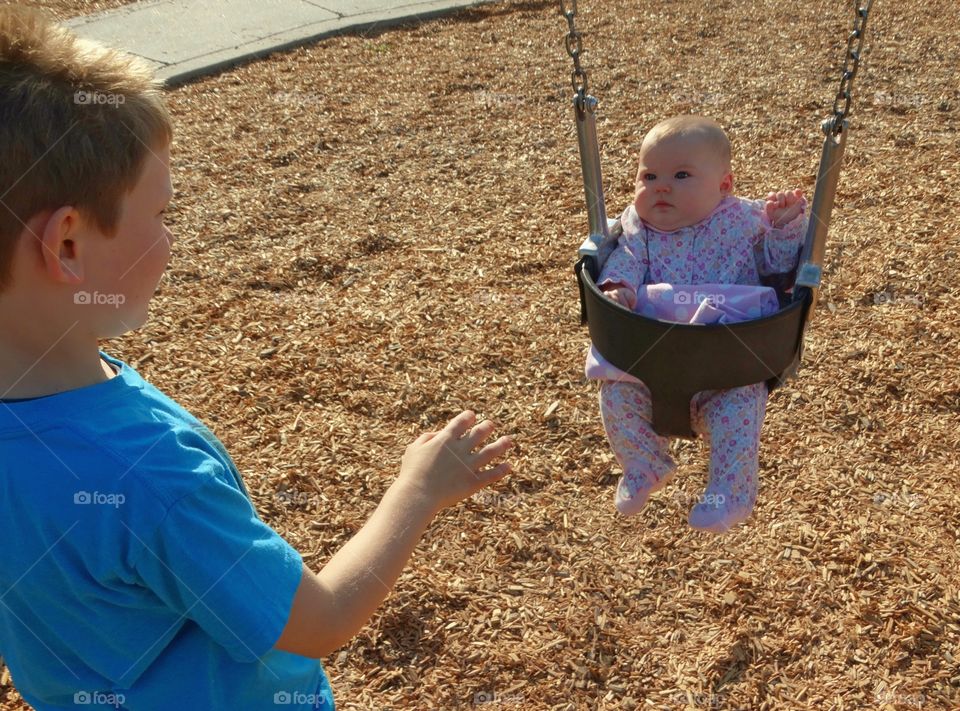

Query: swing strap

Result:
[793,0,873,318]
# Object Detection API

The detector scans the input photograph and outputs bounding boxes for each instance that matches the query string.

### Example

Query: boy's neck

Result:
[0,339,115,400]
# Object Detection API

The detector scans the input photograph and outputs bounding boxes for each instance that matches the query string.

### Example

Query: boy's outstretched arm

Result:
[273,411,513,659]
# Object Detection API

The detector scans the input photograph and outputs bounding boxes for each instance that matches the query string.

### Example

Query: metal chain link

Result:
[560,0,589,104]
[829,0,875,134]
[560,0,873,129]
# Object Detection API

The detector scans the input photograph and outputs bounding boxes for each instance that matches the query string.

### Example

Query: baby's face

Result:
[633,135,732,232]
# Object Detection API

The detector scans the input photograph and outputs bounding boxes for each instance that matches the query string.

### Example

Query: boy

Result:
[0,7,513,709]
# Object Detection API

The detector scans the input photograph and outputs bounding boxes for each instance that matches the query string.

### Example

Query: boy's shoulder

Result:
[0,353,245,510]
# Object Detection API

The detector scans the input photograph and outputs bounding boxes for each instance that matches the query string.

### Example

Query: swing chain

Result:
[560,0,589,106]
[828,0,874,135]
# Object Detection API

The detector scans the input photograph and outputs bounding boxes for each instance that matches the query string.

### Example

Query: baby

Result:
[588,115,807,533]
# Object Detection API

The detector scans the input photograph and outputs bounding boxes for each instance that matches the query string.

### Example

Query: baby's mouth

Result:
[654,200,672,208]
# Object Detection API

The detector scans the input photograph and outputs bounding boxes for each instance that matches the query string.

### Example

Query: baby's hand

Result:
[765,189,805,227]
[601,285,636,310]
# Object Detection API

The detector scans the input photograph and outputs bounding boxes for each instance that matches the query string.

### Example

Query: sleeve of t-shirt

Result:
[132,471,304,663]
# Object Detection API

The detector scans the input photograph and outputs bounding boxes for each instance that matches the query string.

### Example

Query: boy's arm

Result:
[273,411,512,659]
[274,484,438,658]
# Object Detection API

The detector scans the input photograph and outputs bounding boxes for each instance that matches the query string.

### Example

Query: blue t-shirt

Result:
[0,353,334,710]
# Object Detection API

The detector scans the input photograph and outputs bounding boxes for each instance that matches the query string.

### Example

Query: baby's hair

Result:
[642,115,731,169]
[0,6,172,291]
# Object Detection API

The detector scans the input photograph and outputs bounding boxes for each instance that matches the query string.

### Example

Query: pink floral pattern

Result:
[598,196,807,294]
[593,195,807,532]
[601,380,767,532]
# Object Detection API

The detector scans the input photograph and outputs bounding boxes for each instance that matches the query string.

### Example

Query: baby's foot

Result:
[614,468,674,517]
[687,489,754,533]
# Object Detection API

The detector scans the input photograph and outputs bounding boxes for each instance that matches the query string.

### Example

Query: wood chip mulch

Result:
[4,0,959,709]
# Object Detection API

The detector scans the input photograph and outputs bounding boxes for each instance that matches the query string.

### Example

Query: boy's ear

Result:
[39,206,85,284]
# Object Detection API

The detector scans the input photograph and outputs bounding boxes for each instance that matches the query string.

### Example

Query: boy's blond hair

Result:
[642,115,731,169]
[0,6,172,291]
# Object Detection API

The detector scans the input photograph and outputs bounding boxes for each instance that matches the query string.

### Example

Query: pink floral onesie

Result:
[588,195,808,532]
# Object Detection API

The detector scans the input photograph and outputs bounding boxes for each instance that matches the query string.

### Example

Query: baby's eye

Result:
[642,173,656,181]
[675,171,691,179]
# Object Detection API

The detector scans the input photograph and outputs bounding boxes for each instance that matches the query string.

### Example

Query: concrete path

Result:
[66,0,496,86]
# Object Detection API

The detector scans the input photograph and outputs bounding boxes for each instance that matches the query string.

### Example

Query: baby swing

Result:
[561,0,875,438]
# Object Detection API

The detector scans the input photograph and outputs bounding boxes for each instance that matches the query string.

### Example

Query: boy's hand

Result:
[276,410,513,659]
[765,189,805,228]
[601,285,637,310]
[396,411,513,514]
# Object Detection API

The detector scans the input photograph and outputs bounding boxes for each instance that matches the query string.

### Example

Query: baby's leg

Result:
[599,380,677,516]
[688,383,767,533]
